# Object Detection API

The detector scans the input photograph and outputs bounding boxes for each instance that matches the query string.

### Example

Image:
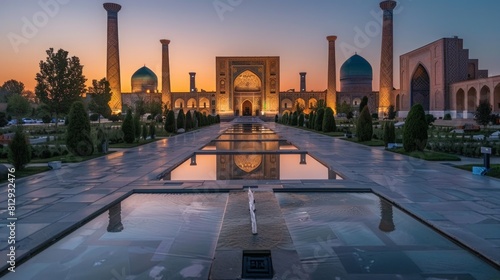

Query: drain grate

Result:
[242,250,273,279]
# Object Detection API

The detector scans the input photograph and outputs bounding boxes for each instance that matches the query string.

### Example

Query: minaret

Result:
[379,0,397,117]
[103,3,122,113]
[326,36,337,111]
[189,72,196,92]
[299,72,307,92]
[160,39,171,109]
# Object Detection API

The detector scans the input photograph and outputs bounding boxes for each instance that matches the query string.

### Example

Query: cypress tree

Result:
[122,109,135,143]
[298,113,305,127]
[177,110,185,130]
[357,106,373,142]
[322,107,336,133]
[383,121,396,147]
[185,110,193,130]
[291,111,298,126]
[8,126,31,170]
[403,104,428,152]
[66,101,93,156]
[359,96,368,112]
[315,108,325,131]
[164,110,175,133]
[133,113,141,142]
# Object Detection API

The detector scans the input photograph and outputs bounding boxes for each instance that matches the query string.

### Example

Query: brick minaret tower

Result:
[103,3,122,113]
[326,36,337,112]
[299,72,307,92]
[379,0,397,117]
[189,72,196,92]
[160,39,171,109]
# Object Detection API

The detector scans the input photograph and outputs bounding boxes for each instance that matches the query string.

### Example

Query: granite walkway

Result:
[0,119,499,275]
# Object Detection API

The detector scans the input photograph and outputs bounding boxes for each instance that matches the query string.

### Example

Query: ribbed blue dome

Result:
[131,66,157,82]
[340,54,373,80]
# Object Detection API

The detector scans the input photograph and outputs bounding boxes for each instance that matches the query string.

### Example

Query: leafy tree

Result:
[403,104,428,152]
[294,100,305,115]
[383,121,396,147]
[337,101,352,116]
[133,113,141,141]
[134,97,146,117]
[322,107,336,133]
[142,124,148,140]
[387,105,397,120]
[6,94,31,119]
[315,108,325,131]
[359,96,368,112]
[35,48,86,130]
[146,99,163,120]
[177,110,185,130]
[122,109,135,143]
[0,80,24,102]
[475,100,492,128]
[357,106,373,142]
[66,101,93,156]
[87,78,112,123]
[164,110,176,133]
[8,126,31,170]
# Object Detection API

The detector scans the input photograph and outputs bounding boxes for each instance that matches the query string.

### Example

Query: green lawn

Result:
[0,151,116,164]
[341,137,386,147]
[2,166,52,182]
[454,164,500,179]
[388,148,462,161]
[109,138,163,148]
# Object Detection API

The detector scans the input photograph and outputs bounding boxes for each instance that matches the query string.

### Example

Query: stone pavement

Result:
[0,119,499,275]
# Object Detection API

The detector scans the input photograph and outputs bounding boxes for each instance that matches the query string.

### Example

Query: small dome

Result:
[131,66,157,93]
[340,54,373,80]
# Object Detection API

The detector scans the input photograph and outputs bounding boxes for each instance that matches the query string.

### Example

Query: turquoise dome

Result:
[131,66,157,81]
[340,54,373,80]
[131,66,158,93]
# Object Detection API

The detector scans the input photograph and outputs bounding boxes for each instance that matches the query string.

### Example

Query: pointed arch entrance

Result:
[242,100,252,116]
[411,64,430,111]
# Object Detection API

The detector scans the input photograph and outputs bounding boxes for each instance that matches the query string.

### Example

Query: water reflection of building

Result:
[107,203,124,233]
[378,198,395,232]
[216,140,279,180]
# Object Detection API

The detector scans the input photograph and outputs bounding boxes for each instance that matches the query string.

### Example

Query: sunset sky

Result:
[1,0,499,93]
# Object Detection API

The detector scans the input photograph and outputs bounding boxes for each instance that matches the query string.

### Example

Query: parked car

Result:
[7,119,17,126]
[22,118,36,124]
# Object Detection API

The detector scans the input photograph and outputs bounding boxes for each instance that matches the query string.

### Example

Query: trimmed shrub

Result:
[315,108,325,131]
[164,110,175,133]
[122,109,135,143]
[275,114,279,122]
[444,113,452,120]
[298,113,305,127]
[8,126,31,170]
[177,110,185,130]
[89,113,99,122]
[216,114,221,123]
[425,114,436,126]
[387,105,397,120]
[383,121,396,147]
[322,107,336,133]
[108,114,122,122]
[403,104,428,152]
[66,101,94,156]
[282,112,289,125]
[357,106,373,142]
[308,112,314,129]
[96,127,108,153]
